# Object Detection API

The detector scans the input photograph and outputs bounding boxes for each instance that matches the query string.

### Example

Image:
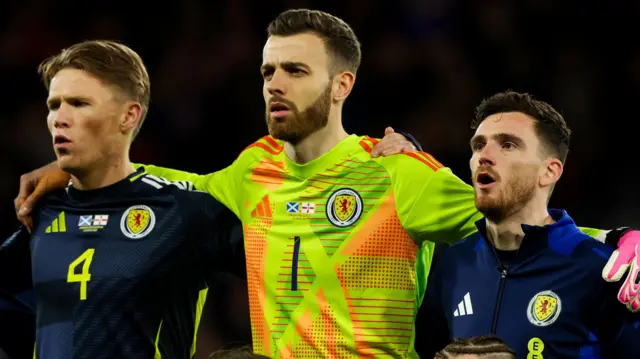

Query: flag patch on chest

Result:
[78,215,109,232]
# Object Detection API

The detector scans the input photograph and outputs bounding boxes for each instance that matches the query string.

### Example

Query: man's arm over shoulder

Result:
[379,152,482,245]
[134,163,240,216]
[135,137,278,217]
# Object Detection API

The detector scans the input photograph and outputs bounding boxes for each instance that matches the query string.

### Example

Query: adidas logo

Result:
[251,195,272,218]
[453,292,473,317]
[45,212,67,233]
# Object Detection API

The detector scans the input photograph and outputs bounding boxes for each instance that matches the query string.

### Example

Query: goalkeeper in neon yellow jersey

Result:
[15,9,620,359]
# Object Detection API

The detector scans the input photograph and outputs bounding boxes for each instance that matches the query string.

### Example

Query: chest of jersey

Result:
[238,157,421,356]
[240,159,414,285]
[31,203,193,307]
[446,262,602,358]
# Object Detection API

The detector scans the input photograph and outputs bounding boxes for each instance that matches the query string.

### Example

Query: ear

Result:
[333,71,356,102]
[120,102,142,135]
[540,158,563,188]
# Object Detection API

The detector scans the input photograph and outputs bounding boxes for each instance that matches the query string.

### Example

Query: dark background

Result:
[1,0,639,239]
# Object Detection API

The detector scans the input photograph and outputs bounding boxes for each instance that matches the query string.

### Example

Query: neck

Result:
[485,195,554,250]
[70,155,135,191]
[285,110,348,164]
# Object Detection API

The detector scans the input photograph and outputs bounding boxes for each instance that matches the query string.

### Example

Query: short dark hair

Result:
[472,91,571,164]
[267,9,361,75]
[208,347,272,359]
[434,335,516,359]
[38,40,151,140]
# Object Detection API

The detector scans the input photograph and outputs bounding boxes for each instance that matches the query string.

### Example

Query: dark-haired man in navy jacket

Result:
[418,91,640,358]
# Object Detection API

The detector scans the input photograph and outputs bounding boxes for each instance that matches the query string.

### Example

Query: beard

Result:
[474,165,538,223]
[265,84,332,145]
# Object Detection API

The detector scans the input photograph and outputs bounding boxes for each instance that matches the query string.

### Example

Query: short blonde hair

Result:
[38,40,151,140]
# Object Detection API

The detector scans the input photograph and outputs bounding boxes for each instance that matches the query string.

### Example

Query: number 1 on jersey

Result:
[291,236,301,291]
[67,248,95,300]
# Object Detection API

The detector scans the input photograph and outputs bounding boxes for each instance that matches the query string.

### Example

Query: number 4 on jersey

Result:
[67,248,96,300]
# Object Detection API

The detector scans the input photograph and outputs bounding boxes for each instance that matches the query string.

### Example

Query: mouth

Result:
[269,102,291,118]
[54,135,71,147]
[476,172,497,189]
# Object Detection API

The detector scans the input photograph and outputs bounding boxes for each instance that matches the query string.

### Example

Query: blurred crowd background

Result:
[1,0,639,239]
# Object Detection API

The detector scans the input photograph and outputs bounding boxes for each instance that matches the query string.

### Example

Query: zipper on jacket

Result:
[491,268,508,334]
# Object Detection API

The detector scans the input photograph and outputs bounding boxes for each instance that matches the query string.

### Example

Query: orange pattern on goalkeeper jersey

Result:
[243,137,287,356]
[242,136,423,358]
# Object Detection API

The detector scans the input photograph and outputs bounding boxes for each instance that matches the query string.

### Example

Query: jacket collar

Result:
[474,209,578,267]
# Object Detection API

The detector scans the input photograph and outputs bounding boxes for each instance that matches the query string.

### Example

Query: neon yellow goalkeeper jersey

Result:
[139,134,604,359]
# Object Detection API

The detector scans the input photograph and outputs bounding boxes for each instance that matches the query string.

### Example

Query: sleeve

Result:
[596,281,640,358]
[395,130,423,152]
[0,228,36,359]
[0,228,34,307]
[390,156,483,245]
[134,162,241,216]
[578,227,609,242]
[195,194,246,279]
[414,251,451,358]
[574,227,623,249]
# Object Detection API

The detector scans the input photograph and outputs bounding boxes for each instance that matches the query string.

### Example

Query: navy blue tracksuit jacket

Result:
[418,209,640,359]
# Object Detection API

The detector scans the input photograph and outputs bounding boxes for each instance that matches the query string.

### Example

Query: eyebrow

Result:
[470,133,525,147]
[46,95,92,108]
[260,61,311,73]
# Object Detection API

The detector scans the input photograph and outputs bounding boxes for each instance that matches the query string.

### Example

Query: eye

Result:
[289,68,306,76]
[502,142,517,150]
[262,70,273,81]
[473,142,485,151]
[69,99,88,107]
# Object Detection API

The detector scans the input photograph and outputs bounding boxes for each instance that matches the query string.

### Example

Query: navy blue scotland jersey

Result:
[1,168,244,359]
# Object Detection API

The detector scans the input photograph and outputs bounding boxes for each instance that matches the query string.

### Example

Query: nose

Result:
[478,144,496,166]
[52,103,72,129]
[266,70,288,96]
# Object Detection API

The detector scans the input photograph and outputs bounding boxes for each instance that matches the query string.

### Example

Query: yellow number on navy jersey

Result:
[67,248,95,300]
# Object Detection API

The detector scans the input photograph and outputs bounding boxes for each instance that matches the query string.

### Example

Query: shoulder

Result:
[569,233,614,266]
[547,225,613,273]
[544,211,612,264]
[138,173,233,221]
[31,188,72,222]
[433,232,483,269]
[363,137,446,179]
[133,172,195,192]
[39,187,71,207]
[137,173,218,203]
[448,232,483,254]
[239,136,284,160]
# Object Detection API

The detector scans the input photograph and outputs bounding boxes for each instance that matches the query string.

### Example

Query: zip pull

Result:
[501,269,507,278]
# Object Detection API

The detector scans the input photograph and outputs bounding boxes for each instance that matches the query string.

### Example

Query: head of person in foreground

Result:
[39,40,150,181]
[434,335,516,359]
[261,9,361,144]
[469,90,571,223]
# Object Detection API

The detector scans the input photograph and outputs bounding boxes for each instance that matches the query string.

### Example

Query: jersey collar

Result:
[284,134,360,179]
[66,167,146,203]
